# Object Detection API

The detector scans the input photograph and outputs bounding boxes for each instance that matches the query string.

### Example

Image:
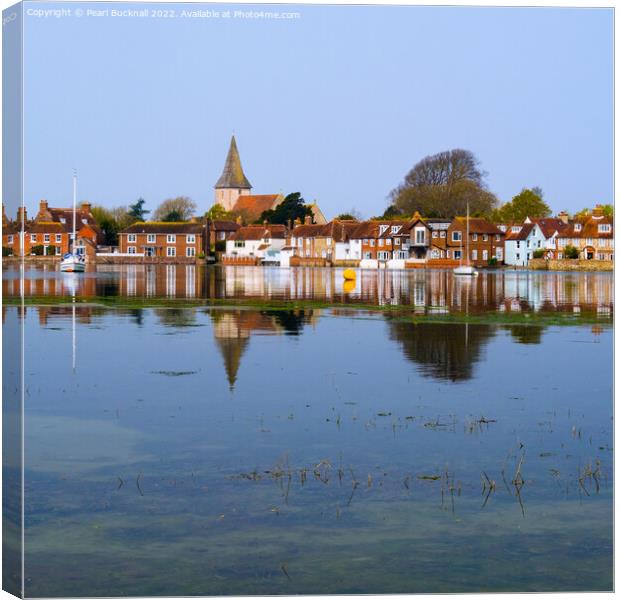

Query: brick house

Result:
[2,201,101,257]
[118,222,206,260]
[446,217,505,266]
[555,206,613,260]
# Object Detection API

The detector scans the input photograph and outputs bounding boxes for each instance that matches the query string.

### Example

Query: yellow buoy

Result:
[343,269,356,281]
[343,279,356,294]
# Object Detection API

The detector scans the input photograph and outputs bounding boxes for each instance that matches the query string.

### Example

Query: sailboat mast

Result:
[72,171,77,253]
[466,203,470,264]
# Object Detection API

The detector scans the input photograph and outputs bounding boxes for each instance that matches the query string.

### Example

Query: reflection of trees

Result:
[503,325,545,345]
[261,310,313,335]
[386,321,495,381]
[153,308,198,328]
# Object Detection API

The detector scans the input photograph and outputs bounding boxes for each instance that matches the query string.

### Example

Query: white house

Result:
[225,224,287,261]
[504,217,564,266]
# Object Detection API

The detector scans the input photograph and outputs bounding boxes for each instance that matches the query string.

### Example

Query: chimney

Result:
[294,217,301,227]
[287,219,292,231]
[304,215,312,225]
[17,206,27,225]
[558,211,569,225]
[592,204,604,218]
[39,199,49,212]
[236,215,243,225]
[81,201,92,213]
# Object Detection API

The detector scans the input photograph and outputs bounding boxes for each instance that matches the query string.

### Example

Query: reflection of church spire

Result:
[214,335,249,391]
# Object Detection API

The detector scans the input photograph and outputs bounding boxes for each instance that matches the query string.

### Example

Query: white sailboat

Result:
[60,171,86,273]
[453,204,478,277]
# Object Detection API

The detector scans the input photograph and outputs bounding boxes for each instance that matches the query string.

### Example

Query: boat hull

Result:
[60,254,86,273]
[453,266,478,276]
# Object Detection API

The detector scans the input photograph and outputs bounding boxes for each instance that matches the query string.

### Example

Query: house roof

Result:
[452,217,504,235]
[214,136,252,190]
[231,224,287,241]
[505,223,534,241]
[535,218,565,238]
[211,220,240,232]
[558,214,613,239]
[121,222,205,234]
[291,224,326,238]
[27,221,68,234]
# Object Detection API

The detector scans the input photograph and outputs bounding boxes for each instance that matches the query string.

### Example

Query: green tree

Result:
[390,149,498,219]
[205,204,234,221]
[564,245,579,259]
[128,198,149,221]
[495,188,551,223]
[259,192,313,225]
[335,208,362,221]
[153,196,196,222]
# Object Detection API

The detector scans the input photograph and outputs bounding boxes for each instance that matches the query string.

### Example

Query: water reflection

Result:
[4,264,613,317]
[16,304,579,387]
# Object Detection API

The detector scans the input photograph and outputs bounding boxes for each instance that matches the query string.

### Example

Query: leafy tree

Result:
[128,198,149,221]
[335,208,362,221]
[153,196,197,222]
[259,192,313,225]
[92,205,135,246]
[205,203,234,221]
[390,149,498,219]
[495,188,551,223]
[575,204,613,218]
[564,245,579,259]
[2,247,12,257]
[533,249,545,259]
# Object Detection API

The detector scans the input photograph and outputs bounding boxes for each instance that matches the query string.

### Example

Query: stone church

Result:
[214,136,326,224]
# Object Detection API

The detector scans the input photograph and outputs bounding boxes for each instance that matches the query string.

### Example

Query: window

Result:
[575,224,582,232]
[395,238,401,246]
[378,239,384,247]
[511,226,520,233]
[186,247,196,257]
[472,249,477,260]
[472,233,478,241]
[145,247,155,257]
[377,251,390,260]
[452,231,462,242]
[167,234,176,243]
[7,235,13,244]
[364,251,372,259]
[370,239,375,247]
[454,250,462,260]
[55,246,61,255]
[44,234,50,243]
[187,234,196,244]
[495,234,501,241]
[234,240,245,248]
[128,246,136,254]
[60,217,66,224]
[391,226,400,234]
[516,253,520,260]
[379,225,388,234]
[526,240,530,248]
[218,232,226,240]
[516,241,520,248]
[482,234,488,241]
[432,231,438,238]
[440,231,446,238]
[127,234,136,243]
[147,234,156,243]
[55,234,62,243]
[386,239,391,245]
[30,234,37,243]
[483,249,488,260]
[167,247,176,257]
[599,224,611,233]
[496,248,503,260]
[415,229,425,244]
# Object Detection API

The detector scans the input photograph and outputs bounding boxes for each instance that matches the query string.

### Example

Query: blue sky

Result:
[21,3,613,218]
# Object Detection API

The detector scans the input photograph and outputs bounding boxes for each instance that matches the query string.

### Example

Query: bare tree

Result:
[153,196,197,222]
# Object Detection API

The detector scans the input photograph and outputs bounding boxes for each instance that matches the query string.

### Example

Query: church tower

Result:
[214,136,252,211]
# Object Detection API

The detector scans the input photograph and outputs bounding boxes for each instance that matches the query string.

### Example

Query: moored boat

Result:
[60,171,85,273]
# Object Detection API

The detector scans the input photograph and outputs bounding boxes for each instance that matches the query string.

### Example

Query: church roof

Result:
[215,136,252,190]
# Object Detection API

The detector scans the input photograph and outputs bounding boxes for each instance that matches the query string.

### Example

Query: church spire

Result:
[215,135,252,190]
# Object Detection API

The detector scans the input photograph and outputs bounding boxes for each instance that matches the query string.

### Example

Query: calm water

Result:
[3,265,613,595]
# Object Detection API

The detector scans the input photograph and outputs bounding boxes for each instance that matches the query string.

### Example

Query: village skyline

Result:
[18,4,612,217]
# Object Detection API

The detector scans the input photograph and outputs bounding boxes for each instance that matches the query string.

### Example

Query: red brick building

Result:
[446,218,505,266]
[118,222,206,260]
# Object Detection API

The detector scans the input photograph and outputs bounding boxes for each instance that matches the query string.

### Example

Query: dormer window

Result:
[598,224,611,233]
[60,218,66,224]
[379,225,388,234]
[511,226,521,233]
[575,224,582,232]
[82,218,87,225]
[390,226,400,234]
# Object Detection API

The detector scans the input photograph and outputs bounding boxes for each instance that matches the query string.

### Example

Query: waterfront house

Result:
[118,222,206,259]
[332,221,362,264]
[504,217,565,266]
[207,220,240,250]
[555,206,613,260]
[224,223,287,264]
[446,217,505,266]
